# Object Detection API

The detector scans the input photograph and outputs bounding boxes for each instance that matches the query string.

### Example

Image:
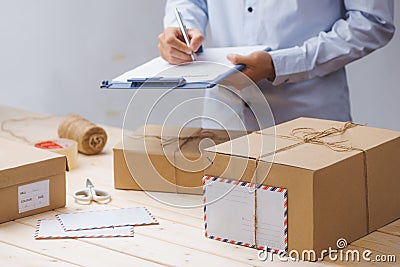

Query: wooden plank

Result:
[378,220,400,237]
[0,221,162,266]
[2,106,397,267]
[0,242,78,267]
[67,152,205,219]
[352,232,400,258]
[323,231,400,266]
[3,147,329,264]
[12,179,394,267]
[66,184,204,229]
[16,202,330,267]
[79,234,250,267]
[323,245,398,267]
[15,209,270,266]
[16,211,251,267]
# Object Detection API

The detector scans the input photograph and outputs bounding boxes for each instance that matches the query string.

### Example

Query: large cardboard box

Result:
[0,138,67,224]
[203,117,400,259]
[113,125,246,194]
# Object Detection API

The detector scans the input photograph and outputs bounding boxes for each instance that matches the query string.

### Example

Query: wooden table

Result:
[0,105,398,267]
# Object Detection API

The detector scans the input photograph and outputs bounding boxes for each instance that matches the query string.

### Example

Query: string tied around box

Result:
[252,122,370,248]
[255,122,362,159]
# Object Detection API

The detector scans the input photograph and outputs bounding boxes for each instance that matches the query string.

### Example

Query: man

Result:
[158,0,395,130]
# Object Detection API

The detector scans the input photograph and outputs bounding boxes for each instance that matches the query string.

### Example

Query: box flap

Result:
[263,143,361,171]
[206,117,400,171]
[179,128,246,155]
[122,125,203,156]
[261,117,400,170]
[121,135,173,156]
[0,138,66,188]
[116,125,248,193]
[132,124,200,139]
[123,125,247,157]
[275,117,400,150]
[205,128,281,159]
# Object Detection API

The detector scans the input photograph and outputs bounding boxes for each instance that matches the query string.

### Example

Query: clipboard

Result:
[100,77,217,89]
[101,46,271,90]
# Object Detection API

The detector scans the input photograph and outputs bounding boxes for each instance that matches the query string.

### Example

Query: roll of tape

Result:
[34,139,78,170]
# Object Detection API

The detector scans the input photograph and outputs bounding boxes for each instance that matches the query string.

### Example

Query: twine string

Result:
[58,115,107,155]
[255,122,362,159]
[253,122,370,248]
[89,134,106,149]
[130,122,370,245]
[161,129,230,149]
[0,116,55,144]
[1,115,107,155]
[128,129,231,151]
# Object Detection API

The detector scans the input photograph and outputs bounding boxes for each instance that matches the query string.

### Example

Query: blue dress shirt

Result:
[164,0,395,129]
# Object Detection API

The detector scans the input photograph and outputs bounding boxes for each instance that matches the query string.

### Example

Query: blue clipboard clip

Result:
[101,76,216,89]
[101,77,187,89]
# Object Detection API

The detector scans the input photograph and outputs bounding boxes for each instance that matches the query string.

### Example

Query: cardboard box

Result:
[203,117,400,259]
[0,138,67,224]
[113,125,246,194]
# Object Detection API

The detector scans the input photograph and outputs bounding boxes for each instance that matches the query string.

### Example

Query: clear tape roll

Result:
[34,139,78,170]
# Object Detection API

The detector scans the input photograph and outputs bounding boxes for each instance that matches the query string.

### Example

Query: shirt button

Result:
[247,7,253,13]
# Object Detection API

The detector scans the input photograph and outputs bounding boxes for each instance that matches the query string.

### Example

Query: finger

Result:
[160,41,192,62]
[159,50,185,65]
[159,50,191,65]
[164,28,192,54]
[158,29,193,64]
[227,54,252,65]
[188,29,204,52]
[170,55,192,65]
[159,44,192,64]
[226,54,256,81]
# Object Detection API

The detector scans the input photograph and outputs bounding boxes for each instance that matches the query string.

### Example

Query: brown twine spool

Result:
[58,115,107,155]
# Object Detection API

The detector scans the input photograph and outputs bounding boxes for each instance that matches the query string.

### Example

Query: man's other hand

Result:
[227,51,276,82]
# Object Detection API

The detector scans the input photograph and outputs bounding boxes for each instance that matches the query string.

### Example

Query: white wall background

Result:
[0,0,166,129]
[347,3,400,130]
[0,1,399,131]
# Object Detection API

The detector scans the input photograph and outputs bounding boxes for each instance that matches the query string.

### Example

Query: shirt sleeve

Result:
[163,0,209,35]
[269,0,396,86]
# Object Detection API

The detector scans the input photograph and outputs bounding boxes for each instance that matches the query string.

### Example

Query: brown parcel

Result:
[113,125,246,194]
[0,138,66,224]
[204,117,400,258]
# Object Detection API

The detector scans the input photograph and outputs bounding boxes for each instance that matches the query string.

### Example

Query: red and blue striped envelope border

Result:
[203,176,288,254]
[34,220,135,239]
[55,207,159,232]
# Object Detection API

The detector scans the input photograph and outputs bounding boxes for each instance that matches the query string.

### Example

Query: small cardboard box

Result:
[113,125,246,194]
[203,117,400,259]
[0,138,67,224]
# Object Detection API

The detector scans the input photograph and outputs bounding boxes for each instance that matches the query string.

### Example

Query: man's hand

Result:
[158,27,204,65]
[227,51,276,83]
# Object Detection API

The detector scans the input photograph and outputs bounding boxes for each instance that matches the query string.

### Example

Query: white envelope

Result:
[203,177,287,252]
[35,219,134,239]
[55,207,158,231]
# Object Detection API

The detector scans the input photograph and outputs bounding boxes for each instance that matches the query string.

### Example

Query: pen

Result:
[175,8,196,61]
